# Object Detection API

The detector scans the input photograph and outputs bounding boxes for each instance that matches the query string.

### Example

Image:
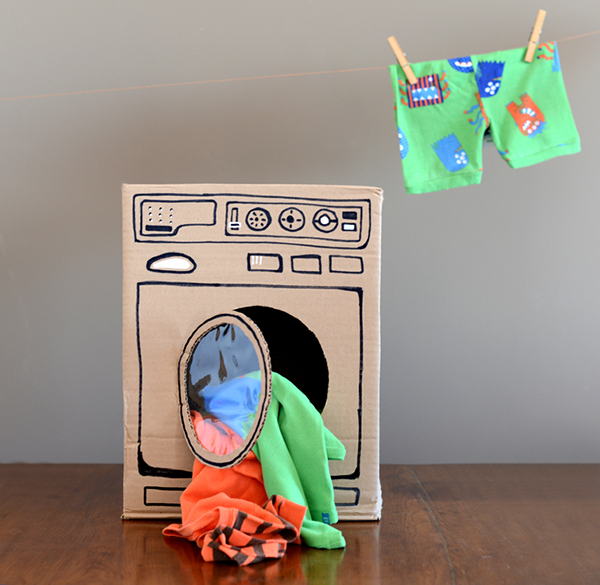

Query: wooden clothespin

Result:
[388,36,418,85]
[525,9,547,62]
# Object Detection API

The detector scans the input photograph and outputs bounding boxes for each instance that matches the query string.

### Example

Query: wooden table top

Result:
[1,464,599,584]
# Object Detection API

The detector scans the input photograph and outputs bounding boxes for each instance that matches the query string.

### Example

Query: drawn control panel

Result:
[134,194,370,248]
[225,201,364,242]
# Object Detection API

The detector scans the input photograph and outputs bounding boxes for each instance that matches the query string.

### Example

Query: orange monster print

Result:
[506,94,546,137]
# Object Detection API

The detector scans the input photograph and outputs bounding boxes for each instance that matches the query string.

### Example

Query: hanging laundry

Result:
[389,42,580,194]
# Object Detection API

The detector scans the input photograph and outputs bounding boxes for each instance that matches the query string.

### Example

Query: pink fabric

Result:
[190,410,244,456]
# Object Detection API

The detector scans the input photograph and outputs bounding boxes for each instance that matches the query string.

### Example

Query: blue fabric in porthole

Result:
[201,375,261,438]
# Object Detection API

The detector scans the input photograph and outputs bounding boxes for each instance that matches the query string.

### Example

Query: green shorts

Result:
[389,43,580,194]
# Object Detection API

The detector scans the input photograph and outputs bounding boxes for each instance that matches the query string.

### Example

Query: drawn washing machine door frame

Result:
[136,281,362,481]
[178,312,272,468]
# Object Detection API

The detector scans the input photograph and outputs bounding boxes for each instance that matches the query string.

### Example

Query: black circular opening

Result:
[235,306,329,412]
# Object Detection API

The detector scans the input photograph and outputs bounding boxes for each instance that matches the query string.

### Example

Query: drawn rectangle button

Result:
[329,255,364,274]
[333,487,360,506]
[247,254,283,272]
[291,254,322,274]
[144,487,185,506]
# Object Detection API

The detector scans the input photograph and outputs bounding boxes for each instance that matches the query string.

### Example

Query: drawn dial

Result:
[278,207,306,232]
[313,209,338,233]
[245,208,272,231]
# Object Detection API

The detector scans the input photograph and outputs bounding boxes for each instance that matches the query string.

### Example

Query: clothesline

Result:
[0,29,597,103]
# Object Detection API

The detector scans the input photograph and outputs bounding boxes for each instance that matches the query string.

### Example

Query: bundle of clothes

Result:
[163,372,346,566]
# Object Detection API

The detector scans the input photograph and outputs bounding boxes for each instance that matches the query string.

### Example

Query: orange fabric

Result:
[163,535,307,583]
[174,494,305,565]
[163,453,306,565]
[190,410,244,456]
[178,453,267,520]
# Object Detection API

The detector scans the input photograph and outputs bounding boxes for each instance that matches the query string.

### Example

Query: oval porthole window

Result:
[178,312,271,468]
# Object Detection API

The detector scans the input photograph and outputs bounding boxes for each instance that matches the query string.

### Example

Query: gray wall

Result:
[1,0,598,464]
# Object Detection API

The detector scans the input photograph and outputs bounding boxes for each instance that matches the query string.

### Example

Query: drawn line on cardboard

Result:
[135,281,364,482]
[132,193,372,250]
[1,30,597,103]
[142,485,361,507]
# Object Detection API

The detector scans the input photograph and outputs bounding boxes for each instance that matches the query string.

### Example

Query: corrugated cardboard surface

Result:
[123,184,382,521]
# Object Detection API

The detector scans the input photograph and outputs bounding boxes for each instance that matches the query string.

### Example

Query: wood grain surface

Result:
[1,464,599,584]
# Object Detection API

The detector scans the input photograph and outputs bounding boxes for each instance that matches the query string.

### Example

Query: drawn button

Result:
[329,255,364,274]
[146,253,196,273]
[291,255,322,274]
[313,209,338,233]
[245,208,272,231]
[247,254,283,272]
[279,207,306,232]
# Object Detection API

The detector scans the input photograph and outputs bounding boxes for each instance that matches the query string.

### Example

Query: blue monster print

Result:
[399,73,449,108]
[398,127,409,159]
[448,56,474,73]
[475,61,505,97]
[432,133,469,172]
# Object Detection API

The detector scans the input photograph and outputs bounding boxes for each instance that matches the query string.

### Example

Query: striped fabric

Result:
[201,496,303,566]
[407,73,444,108]
[397,72,449,109]
[163,455,307,566]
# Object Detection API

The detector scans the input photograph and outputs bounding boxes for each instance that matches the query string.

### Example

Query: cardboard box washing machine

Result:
[122,184,383,521]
